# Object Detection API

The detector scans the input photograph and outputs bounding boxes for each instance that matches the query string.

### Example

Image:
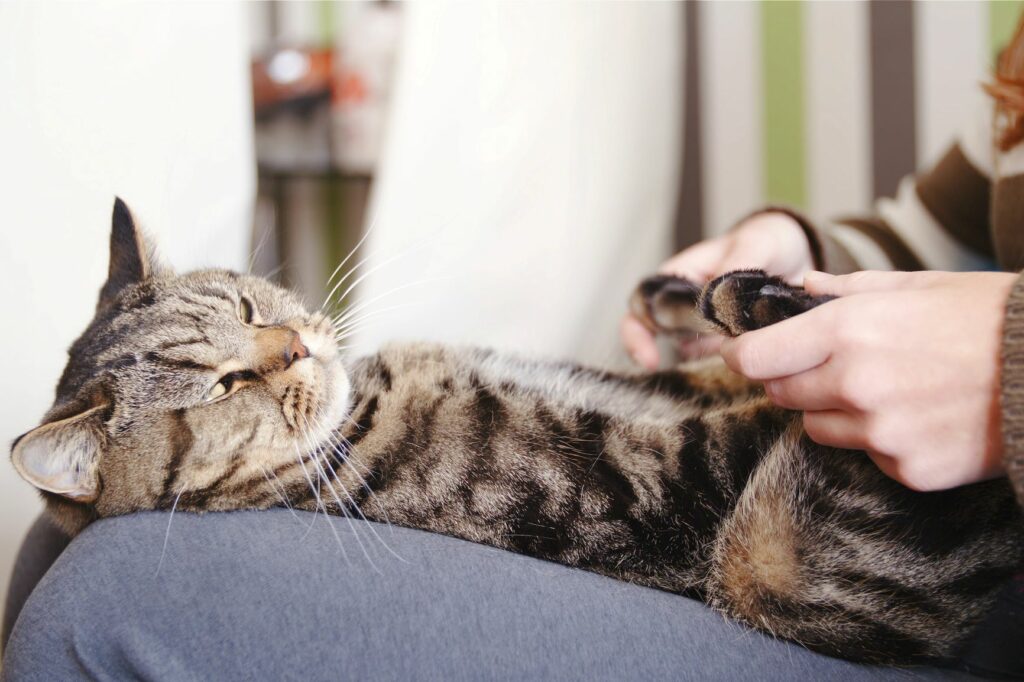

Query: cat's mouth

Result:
[283,318,351,451]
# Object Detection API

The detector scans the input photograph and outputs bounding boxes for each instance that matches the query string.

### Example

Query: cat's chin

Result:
[313,354,352,445]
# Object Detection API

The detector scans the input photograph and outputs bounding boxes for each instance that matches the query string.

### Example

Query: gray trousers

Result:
[1,510,977,680]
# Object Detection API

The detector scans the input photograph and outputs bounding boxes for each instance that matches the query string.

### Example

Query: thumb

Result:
[803,270,933,297]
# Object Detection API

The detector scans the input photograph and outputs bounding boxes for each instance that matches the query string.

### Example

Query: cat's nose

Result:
[255,327,310,371]
[285,332,310,368]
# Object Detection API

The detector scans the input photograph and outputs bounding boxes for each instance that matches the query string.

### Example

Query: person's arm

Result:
[764,103,998,275]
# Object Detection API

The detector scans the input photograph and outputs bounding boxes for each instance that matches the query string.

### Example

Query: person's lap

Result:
[1,510,971,681]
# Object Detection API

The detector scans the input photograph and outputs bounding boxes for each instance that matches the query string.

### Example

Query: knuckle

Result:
[764,380,793,408]
[894,459,932,492]
[802,412,837,447]
[802,412,824,442]
[832,314,864,350]
[863,416,897,456]
[836,370,870,411]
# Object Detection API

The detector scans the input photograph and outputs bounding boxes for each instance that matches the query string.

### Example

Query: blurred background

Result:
[0,0,1020,613]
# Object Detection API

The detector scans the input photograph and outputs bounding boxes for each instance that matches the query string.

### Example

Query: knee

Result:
[3,514,189,679]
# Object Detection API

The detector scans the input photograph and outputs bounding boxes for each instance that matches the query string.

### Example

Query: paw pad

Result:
[631,270,833,339]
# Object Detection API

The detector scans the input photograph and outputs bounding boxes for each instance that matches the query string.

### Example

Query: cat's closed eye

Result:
[207,372,241,402]
[238,295,257,325]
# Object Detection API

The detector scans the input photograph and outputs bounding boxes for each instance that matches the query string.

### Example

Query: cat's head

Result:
[11,199,351,534]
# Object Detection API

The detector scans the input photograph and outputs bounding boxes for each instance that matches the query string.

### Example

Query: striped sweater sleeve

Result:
[757,104,998,275]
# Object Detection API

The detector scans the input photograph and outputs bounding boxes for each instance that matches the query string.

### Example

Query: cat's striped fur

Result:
[11,200,1023,664]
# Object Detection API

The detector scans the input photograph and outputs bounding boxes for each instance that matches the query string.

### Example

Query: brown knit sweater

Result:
[756,101,1024,508]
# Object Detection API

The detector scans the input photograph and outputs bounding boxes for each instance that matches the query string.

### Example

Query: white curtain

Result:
[0,1,253,598]
[350,2,683,367]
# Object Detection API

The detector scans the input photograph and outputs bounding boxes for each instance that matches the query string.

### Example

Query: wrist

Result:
[734,211,816,277]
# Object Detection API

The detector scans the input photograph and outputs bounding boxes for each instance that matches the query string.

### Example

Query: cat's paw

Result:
[698,269,834,336]
[629,274,706,337]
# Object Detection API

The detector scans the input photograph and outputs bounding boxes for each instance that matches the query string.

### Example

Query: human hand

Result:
[622,212,814,368]
[720,270,1017,491]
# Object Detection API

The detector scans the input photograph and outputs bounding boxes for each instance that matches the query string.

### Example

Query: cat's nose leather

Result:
[285,332,310,368]
[254,327,310,371]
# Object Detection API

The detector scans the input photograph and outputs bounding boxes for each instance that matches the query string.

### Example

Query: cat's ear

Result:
[11,404,108,503]
[98,197,168,306]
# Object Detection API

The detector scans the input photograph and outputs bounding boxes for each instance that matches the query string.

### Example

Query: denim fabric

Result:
[2,510,973,681]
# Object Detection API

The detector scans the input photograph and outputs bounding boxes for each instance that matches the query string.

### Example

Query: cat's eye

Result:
[239,296,256,325]
[206,374,236,402]
[205,370,256,403]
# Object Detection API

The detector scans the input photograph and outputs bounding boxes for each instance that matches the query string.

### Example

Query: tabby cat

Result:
[11,199,1023,664]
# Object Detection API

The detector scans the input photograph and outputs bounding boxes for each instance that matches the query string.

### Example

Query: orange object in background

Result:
[251,47,333,116]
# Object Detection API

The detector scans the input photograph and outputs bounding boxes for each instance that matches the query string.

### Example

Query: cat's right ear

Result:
[11,404,108,503]
[98,197,168,307]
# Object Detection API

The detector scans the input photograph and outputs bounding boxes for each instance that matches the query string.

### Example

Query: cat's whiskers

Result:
[258,462,301,522]
[247,221,275,275]
[332,300,419,332]
[305,409,405,563]
[329,432,394,531]
[578,440,609,503]
[261,258,292,283]
[295,411,369,551]
[332,304,418,342]
[329,275,451,331]
[320,249,410,319]
[315,422,405,560]
[296,411,382,571]
[320,221,450,317]
[319,215,379,310]
[292,443,345,555]
[156,487,185,577]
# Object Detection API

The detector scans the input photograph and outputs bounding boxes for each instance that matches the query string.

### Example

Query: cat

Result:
[10,199,1023,665]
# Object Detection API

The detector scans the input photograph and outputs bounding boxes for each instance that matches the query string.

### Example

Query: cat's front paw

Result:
[629,274,706,337]
[699,269,833,336]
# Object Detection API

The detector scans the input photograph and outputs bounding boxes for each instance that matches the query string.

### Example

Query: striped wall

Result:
[684,0,1024,242]
[253,1,1023,245]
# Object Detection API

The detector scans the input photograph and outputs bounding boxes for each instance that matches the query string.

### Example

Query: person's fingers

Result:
[719,305,834,380]
[657,238,730,283]
[864,450,904,485]
[803,270,946,297]
[621,314,660,369]
[763,363,846,412]
[802,410,868,451]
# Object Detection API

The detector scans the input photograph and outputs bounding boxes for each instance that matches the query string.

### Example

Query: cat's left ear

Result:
[98,197,169,307]
[11,404,108,503]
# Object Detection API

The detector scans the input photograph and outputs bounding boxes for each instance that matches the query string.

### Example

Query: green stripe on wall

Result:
[762,0,806,208]
[317,0,335,48]
[991,1,1024,61]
